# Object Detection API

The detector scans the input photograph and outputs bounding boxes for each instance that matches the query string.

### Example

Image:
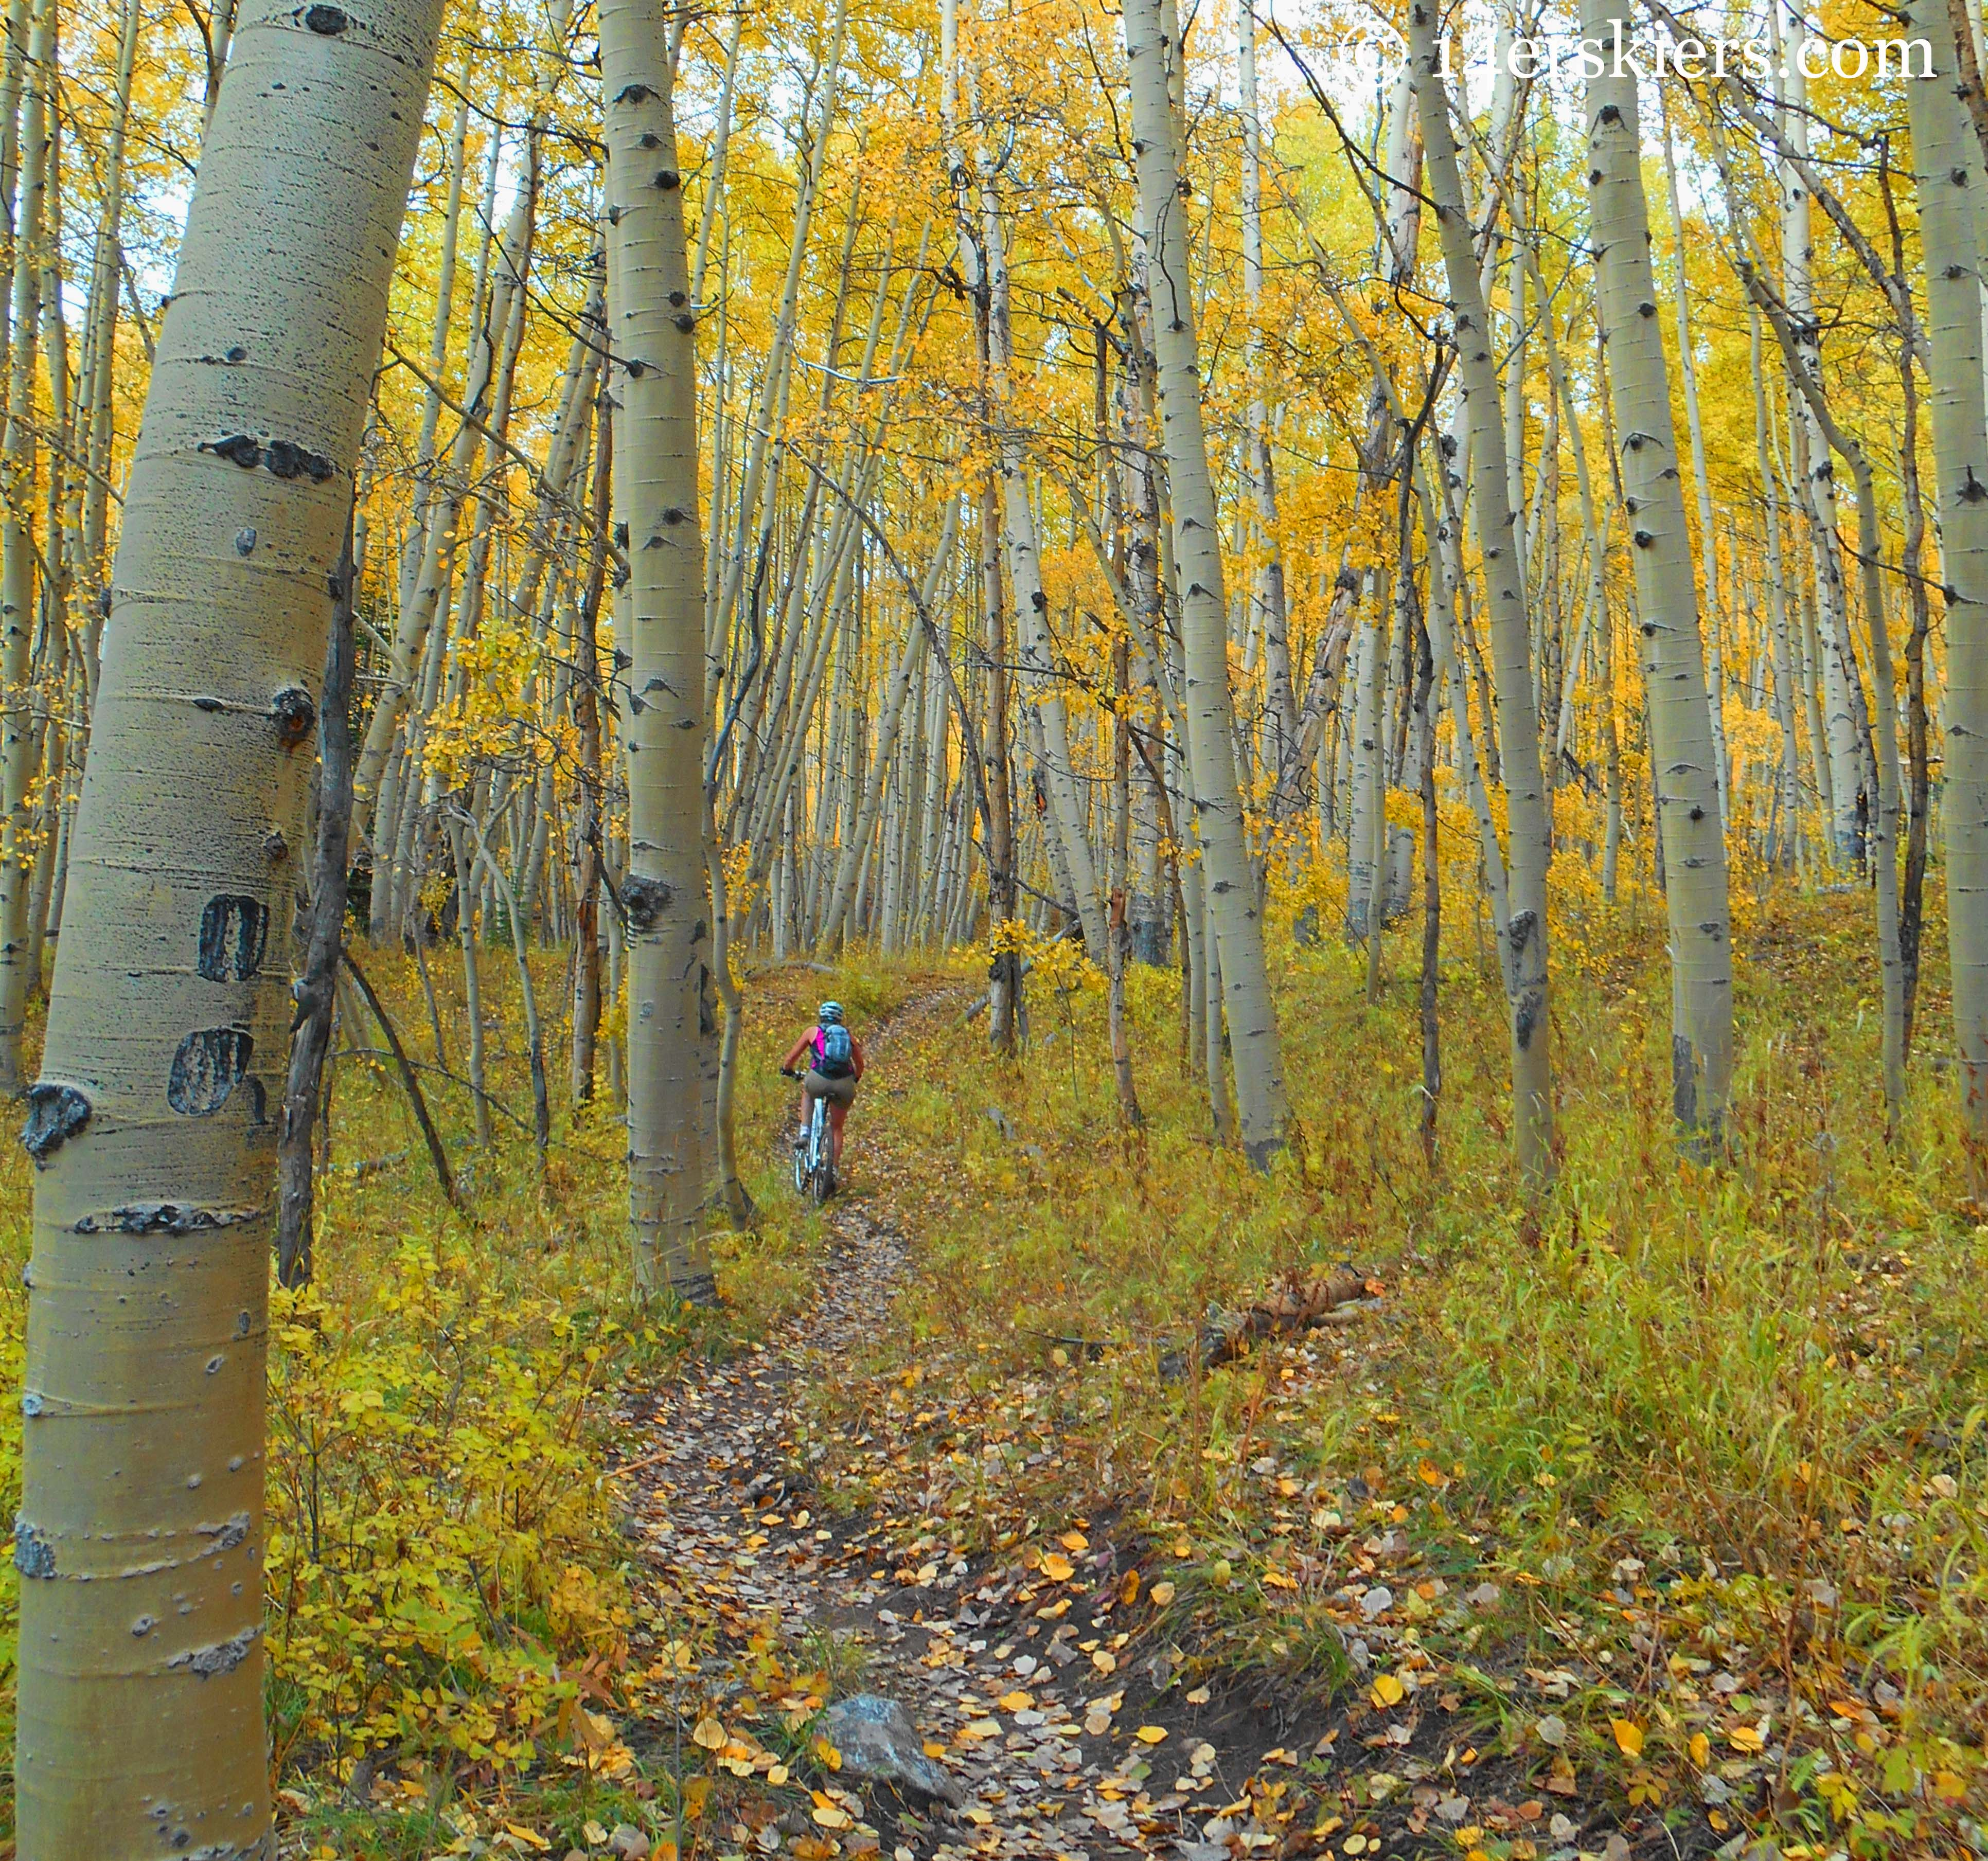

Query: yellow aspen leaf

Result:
[1371,1673,1406,1708]
[1727,1725,1765,1753]
[1042,1553,1075,1581]
[1688,1733,1711,1767]
[502,1827,551,1851]
[1091,1649,1117,1675]
[1060,1530,1090,1552]
[812,1737,843,1770]
[998,1690,1034,1712]
[1149,1580,1177,1605]
[1612,1720,1645,1757]
[691,1715,725,1750]
[1135,1725,1169,1744]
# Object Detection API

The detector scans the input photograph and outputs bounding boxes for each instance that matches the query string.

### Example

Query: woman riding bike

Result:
[780,1001,865,1177]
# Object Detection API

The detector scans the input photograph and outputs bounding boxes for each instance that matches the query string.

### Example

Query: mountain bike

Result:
[782,1069,836,1203]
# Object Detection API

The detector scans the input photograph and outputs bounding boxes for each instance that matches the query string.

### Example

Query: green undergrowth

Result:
[825,884,1988,1858]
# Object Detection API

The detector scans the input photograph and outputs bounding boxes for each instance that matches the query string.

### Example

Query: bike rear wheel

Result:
[809,1100,833,1202]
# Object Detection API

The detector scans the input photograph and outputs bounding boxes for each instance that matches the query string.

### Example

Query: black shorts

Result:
[804,1068,857,1105]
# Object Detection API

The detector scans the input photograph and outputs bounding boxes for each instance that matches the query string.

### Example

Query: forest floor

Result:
[2,887,1984,1861]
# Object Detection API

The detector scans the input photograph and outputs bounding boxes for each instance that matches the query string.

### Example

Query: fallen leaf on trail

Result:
[1059,1530,1090,1553]
[1728,1725,1765,1753]
[1371,1673,1406,1708]
[1186,1685,1211,1704]
[1612,1720,1645,1757]
[1091,1649,1117,1675]
[811,1805,852,1830]
[791,1842,837,1861]
[1149,1580,1176,1606]
[812,1739,842,1770]
[503,1826,551,1851]
[1135,1726,1168,1744]
[1688,1733,1710,1768]
[1042,1553,1076,1582]
[691,1716,725,1750]
[1535,1714,1567,1747]
[998,1691,1034,1712]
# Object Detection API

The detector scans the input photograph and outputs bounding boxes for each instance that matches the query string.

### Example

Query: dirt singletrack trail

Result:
[616,986,1235,1861]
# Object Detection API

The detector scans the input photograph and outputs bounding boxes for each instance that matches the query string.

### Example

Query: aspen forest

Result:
[3,0,1988,1850]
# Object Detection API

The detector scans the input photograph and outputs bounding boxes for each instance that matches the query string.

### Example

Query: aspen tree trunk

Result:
[1364,567,1396,1007]
[1896,327,1935,1052]
[275,521,356,1289]
[1751,304,1803,862]
[1410,0,1554,1180]
[1659,95,1729,830]
[981,474,1021,1054]
[704,788,754,1226]
[604,0,714,1299]
[1124,0,1287,1165]
[1345,597,1383,937]
[1899,0,1988,1186]
[1421,436,1515,986]
[13,0,440,1844]
[0,0,47,1093]
[571,386,610,1105]
[76,0,140,696]
[1236,0,1294,764]
[1777,16,1863,863]
[1580,0,1734,1144]
[1108,621,1143,1125]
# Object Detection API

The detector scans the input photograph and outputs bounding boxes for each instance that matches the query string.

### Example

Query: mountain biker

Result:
[780,1001,864,1175]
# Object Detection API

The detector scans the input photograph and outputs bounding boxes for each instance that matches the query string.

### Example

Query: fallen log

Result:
[1159,1265,1377,1381]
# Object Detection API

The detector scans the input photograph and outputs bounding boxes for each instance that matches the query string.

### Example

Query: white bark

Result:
[1125,0,1288,1164]
[1900,0,1988,1184]
[1410,0,1555,1179]
[13,0,441,1842]
[604,0,714,1297]
[1580,0,1734,1141]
